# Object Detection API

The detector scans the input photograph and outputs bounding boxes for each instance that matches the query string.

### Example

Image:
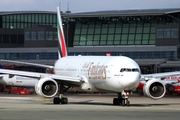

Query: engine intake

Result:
[35,77,58,98]
[143,79,166,99]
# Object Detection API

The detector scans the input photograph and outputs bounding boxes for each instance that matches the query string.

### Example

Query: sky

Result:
[0,0,180,13]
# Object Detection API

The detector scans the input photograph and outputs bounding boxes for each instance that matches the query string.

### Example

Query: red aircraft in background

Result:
[137,76,180,95]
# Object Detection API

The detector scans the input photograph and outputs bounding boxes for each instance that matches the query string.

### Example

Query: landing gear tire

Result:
[126,100,130,107]
[121,99,125,106]
[53,84,71,105]
[113,98,120,105]
[53,97,68,104]
[113,91,131,106]
[53,97,61,104]
[120,99,130,107]
[61,97,68,104]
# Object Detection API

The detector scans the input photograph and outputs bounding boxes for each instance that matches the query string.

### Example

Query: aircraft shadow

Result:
[69,102,180,107]
[43,100,180,107]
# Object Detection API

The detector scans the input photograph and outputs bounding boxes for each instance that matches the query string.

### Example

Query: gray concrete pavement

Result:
[0,93,180,120]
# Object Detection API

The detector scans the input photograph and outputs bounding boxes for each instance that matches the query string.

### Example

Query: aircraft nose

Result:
[121,73,140,90]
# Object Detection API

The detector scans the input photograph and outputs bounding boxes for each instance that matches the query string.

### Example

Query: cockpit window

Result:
[120,68,125,72]
[132,68,139,72]
[120,68,139,72]
[126,68,131,72]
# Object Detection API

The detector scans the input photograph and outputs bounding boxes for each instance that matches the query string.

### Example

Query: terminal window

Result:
[156,28,178,39]
[156,29,163,38]
[171,28,178,38]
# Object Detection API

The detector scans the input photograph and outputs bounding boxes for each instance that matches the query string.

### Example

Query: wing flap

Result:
[0,69,45,78]
[0,69,82,86]
[51,74,83,86]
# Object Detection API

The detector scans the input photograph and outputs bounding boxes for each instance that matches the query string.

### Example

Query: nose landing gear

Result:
[113,91,131,106]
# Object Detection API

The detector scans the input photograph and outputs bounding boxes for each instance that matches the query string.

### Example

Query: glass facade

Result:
[1,13,57,29]
[0,51,175,60]
[73,16,168,46]
[24,31,58,41]
[156,28,178,39]
[70,51,176,59]
[73,14,180,46]
[0,10,179,61]
[0,12,179,46]
[24,28,58,41]
[0,52,58,60]
[0,34,24,44]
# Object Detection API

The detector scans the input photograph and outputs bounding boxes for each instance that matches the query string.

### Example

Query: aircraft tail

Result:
[57,7,67,58]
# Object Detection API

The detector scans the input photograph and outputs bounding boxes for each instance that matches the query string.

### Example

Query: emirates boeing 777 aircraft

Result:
[1,7,180,106]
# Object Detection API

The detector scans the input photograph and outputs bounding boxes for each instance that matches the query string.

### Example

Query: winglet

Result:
[57,7,67,58]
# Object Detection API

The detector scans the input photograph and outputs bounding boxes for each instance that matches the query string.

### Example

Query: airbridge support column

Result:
[154,64,162,73]
[140,64,164,74]
[140,65,155,74]
[137,59,167,74]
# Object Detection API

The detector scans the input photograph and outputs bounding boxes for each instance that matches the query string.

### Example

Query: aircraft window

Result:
[120,68,139,72]
[132,68,139,72]
[120,68,126,72]
[126,69,131,72]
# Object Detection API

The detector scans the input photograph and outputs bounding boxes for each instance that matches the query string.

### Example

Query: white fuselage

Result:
[54,56,141,93]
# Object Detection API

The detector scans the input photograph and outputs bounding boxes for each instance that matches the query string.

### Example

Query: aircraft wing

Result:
[0,59,54,69]
[0,69,83,86]
[0,74,8,78]
[141,71,180,81]
[0,74,3,78]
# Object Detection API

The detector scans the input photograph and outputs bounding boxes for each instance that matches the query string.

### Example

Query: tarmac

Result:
[0,93,180,120]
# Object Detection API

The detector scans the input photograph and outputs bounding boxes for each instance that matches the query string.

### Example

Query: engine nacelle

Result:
[35,77,58,98]
[143,79,166,99]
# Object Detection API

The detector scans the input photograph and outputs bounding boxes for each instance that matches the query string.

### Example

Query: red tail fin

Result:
[57,7,67,58]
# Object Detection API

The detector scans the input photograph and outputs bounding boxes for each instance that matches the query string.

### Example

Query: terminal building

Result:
[0,8,180,74]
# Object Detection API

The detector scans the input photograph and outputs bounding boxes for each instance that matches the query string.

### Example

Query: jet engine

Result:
[143,79,166,99]
[35,77,58,98]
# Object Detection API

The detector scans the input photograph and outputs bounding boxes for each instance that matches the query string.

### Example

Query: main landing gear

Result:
[113,91,131,106]
[53,84,70,104]
[53,95,68,104]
